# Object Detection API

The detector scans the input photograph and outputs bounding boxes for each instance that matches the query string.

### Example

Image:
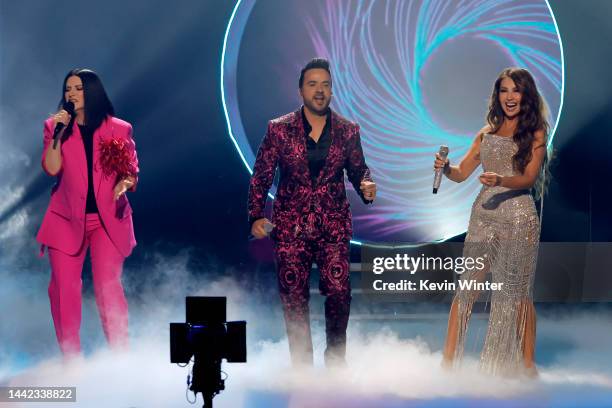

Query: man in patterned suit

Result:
[248,58,377,366]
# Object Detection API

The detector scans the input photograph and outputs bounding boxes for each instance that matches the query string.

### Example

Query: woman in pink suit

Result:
[37,69,139,356]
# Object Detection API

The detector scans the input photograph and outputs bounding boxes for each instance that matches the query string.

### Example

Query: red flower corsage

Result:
[98,137,138,181]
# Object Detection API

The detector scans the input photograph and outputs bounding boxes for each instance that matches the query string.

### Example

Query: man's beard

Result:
[304,97,330,115]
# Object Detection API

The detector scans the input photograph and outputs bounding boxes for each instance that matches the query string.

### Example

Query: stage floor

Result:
[3,309,611,408]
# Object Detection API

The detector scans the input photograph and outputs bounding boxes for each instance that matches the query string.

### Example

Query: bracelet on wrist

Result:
[443,161,451,176]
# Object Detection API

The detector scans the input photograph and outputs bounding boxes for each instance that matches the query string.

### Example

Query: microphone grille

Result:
[63,101,75,115]
[438,145,449,159]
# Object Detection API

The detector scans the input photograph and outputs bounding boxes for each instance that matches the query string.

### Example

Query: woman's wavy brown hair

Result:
[486,68,549,174]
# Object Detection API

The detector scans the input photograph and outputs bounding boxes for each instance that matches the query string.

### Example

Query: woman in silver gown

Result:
[436,68,549,376]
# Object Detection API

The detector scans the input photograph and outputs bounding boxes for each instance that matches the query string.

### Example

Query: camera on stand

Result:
[170,296,246,408]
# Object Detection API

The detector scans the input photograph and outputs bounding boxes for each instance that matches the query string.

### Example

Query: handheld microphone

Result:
[52,101,75,149]
[263,222,275,234]
[248,220,275,241]
[432,145,449,194]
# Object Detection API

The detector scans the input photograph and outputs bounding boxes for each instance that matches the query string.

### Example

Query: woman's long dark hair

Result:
[486,67,549,174]
[58,68,114,136]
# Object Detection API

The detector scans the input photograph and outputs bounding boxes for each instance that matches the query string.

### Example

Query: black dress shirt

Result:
[302,107,332,185]
[78,124,99,214]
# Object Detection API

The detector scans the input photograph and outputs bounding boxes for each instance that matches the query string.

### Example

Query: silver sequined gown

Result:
[452,133,540,375]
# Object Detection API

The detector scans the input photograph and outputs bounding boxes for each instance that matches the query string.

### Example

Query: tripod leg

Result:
[203,393,213,408]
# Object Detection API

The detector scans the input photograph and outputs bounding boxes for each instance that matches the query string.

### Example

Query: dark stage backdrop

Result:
[0,0,610,278]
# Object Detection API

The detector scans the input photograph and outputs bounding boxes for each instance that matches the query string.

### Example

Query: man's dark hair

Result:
[298,58,332,88]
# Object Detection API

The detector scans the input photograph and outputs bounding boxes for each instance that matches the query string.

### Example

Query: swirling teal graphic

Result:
[222,0,563,245]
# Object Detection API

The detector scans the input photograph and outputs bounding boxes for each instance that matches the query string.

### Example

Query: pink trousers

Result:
[47,213,128,355]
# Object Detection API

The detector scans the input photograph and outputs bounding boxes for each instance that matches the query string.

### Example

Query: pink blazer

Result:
[36,116,139,257]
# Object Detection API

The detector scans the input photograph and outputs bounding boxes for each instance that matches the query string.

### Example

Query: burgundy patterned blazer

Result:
[248,108,373,243]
